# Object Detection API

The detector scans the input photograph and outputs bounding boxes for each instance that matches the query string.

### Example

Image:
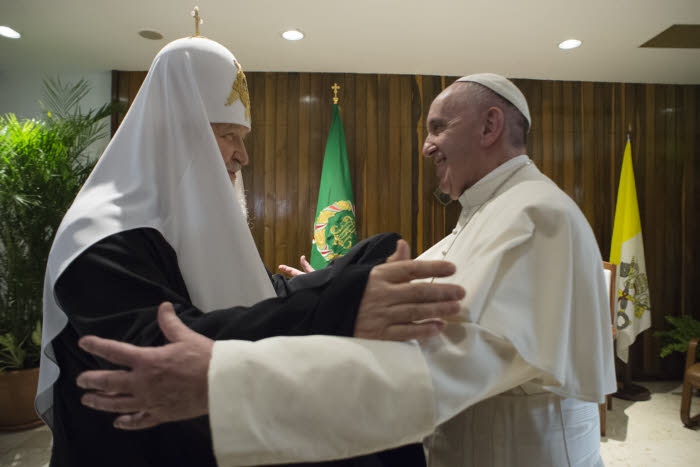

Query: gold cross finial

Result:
[332,83,340,104]
[191,6,203,37]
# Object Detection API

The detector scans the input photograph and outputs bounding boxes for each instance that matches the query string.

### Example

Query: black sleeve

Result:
[265,267,293,297]
[54,228,371,357]
[265,231,401,298]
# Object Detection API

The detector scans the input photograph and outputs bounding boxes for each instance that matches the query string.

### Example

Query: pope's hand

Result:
[278,255,315,277]
[77,302,213,430]
[353,240,464,341]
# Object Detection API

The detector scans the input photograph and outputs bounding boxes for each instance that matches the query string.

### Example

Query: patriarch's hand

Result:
[278,255,315,277]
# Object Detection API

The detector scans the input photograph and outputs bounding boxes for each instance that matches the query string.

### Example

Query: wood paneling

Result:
[110,70,147,131]
[113,71,700,379]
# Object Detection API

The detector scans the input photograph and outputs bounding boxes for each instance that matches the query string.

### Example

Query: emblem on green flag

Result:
[310,98,357,269]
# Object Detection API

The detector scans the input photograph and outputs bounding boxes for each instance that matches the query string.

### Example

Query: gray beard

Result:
[233,174,249,222]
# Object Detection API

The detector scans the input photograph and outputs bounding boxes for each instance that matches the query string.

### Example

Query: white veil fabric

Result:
[36,37,276,428]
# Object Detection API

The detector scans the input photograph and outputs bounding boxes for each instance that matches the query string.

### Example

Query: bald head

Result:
[449,81,529,149]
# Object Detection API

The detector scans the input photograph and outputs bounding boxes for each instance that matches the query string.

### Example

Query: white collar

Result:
[457,155,531,210]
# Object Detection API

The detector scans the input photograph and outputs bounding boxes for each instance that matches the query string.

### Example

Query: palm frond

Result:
[40,76,91,120]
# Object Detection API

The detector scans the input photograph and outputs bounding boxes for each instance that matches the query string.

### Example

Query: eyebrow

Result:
[426,118,444,131]
[215,126,248,137]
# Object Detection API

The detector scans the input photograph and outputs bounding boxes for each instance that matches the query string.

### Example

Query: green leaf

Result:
[31,321,42,347]
[0,333,26,371]
[654,315,700,358]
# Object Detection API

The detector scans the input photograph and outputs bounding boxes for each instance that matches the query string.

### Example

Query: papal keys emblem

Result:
[616,256,650,330]
[313,200,358,261]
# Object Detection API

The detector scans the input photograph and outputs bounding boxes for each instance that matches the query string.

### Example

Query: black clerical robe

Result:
[49,227,425,467]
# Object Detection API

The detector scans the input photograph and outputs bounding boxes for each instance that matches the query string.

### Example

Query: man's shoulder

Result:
[88,227,172,258]
[492,176,589,231]
[58,227,176,289]
[505,171,579,210]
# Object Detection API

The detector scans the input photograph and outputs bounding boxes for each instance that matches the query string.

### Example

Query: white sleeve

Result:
[421,323,542,426]
[208,326,541,466]
[209,336,435,467]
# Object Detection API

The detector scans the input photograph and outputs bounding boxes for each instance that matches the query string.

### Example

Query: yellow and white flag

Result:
[610,140,651,363]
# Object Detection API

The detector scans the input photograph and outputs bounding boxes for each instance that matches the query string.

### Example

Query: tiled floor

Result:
[600,381,700,466]
[1,381,698,466]
[0,424,50,467]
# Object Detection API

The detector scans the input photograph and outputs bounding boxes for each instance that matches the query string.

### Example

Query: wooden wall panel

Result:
[110,70,146,130]
[113,70,699,379]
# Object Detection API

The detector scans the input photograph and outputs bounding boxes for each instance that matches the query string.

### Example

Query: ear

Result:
[481,107,505,147]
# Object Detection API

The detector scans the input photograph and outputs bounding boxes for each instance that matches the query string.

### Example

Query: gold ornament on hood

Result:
[225,60,251,120]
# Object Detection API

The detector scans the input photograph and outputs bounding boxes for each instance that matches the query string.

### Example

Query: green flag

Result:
[310,103,357,269]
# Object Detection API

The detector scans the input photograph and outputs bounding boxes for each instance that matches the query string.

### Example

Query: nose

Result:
[423,138,437,158]
[236,141,249,166]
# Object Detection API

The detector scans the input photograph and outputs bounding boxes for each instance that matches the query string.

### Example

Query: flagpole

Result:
[332,82,342,114]
[613,124,651,402]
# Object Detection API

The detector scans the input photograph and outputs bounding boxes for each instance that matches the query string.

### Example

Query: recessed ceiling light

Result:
[558,39,582,50]
[0,26,21,39]
[139,30,164,40]
[282,29,304,41]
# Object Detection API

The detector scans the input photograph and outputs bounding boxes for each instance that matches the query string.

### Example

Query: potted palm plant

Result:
[0,78,118,430]
[656,315,700,359]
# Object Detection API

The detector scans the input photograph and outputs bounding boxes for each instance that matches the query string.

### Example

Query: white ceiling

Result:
[1,0,700,84]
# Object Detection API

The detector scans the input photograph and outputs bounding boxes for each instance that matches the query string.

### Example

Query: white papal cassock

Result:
[207,155,617,467]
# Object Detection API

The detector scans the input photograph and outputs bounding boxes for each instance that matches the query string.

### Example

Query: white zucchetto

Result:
[457,73,531,129]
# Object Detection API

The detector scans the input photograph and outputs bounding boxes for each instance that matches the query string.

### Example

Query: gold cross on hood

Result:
[225,60,251,121]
